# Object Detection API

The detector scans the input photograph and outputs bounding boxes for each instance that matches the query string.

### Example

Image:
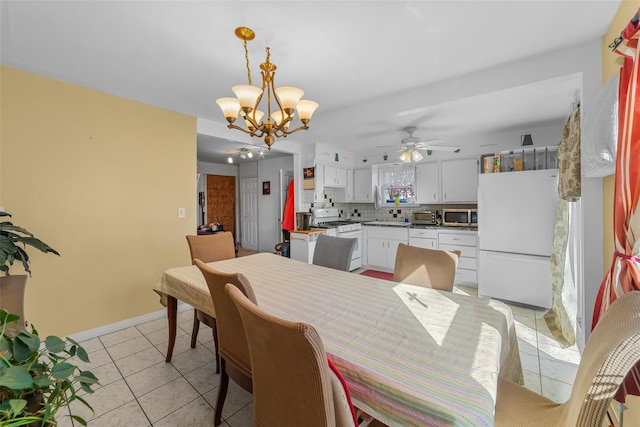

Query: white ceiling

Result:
[0,1,621,163]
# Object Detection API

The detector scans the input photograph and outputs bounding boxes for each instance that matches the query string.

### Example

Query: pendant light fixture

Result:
[216,27,319,150]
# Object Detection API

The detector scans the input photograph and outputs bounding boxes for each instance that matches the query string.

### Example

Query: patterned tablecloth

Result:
[154,253,522,427]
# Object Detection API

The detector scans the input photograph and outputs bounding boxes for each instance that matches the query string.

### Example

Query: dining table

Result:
[153,252,523,427]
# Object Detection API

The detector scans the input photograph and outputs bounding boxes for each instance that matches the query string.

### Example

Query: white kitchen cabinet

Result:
[441,157,479,202]
[409,228,438,249]
[353,169,373,202]
[438,229,478,285]
[334,169,354,202]
[323,165,347,187]
[364,226,409,270]
[290,230,327,263]
[415,161,440,203]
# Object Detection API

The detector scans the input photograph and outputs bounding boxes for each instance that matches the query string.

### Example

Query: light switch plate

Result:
[177,207,186,219]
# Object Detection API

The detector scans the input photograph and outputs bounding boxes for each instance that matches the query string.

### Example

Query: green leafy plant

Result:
[0,211,60,276]
[0,310,100,426]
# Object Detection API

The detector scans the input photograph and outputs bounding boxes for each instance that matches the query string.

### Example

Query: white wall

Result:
[257,155,294,252]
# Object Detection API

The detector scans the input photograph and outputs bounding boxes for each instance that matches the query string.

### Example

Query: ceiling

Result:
[0,1,621,164]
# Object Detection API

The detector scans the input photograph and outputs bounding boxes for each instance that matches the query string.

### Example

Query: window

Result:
[379,165,416,205]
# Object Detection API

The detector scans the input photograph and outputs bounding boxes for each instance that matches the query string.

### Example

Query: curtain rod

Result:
[609,7,640,51]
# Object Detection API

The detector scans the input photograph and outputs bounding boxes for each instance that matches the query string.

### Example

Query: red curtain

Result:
[282,179,295,231]
[592,9,640,402]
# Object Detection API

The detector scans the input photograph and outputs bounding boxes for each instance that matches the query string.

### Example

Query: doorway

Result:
[240,177,259,251]
[206,174,236,240]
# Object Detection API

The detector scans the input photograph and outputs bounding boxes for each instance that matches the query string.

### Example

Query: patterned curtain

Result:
[544,107,581,346]
[592,9,640,402]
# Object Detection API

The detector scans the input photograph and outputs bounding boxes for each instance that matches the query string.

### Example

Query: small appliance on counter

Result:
[296,212,311,230]
[412,210,440,225]
[442,209,477,227]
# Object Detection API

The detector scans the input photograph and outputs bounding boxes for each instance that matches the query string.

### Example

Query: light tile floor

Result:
[57,283,581,426]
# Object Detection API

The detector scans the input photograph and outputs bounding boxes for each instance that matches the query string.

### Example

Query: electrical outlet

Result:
[177,207,186,219]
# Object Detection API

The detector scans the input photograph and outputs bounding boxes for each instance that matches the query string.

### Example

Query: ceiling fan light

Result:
[412,149,423,162]
[232,84,263,110]
[227,156,233,164]
[275,86,304,112]
[240,152,247,159]
[216,97,240,122]
[399,150,411,162]
[247,151,253,158]
[296,100,319,123]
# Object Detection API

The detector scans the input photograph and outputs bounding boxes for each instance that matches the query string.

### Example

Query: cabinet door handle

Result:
[433,193,436,200]
[443,193,447,200]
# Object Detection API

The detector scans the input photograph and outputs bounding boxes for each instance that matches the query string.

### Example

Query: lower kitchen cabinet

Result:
[438,230,478,285]
[364,226,409,270]
[409,228,438,249]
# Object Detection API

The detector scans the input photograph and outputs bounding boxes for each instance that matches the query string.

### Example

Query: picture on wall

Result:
[303,167,315,190]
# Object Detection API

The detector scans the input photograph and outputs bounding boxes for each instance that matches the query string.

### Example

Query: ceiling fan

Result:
[396,126,460,162]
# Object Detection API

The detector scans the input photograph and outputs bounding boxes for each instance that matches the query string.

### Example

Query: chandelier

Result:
[216,27,319,150]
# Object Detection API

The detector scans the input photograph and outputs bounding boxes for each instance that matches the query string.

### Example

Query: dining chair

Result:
[312,234,357,271]
[185,231,236,374]
[225,283,360,427]
[392,243,460,291]
[495,290,640,427]
[194,259,256,426]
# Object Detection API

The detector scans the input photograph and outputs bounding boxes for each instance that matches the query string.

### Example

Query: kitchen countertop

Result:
[290,229,327,234]
[363,222,478,232]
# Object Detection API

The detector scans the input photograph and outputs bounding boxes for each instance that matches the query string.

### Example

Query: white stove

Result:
[312,208,363,270]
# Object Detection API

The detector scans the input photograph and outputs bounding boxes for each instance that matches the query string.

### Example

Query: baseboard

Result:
[67,302,192,342]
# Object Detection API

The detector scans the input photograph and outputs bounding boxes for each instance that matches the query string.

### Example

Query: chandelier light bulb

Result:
[296,100,319,123]
[232,85,263,112]
[216,97,241,123]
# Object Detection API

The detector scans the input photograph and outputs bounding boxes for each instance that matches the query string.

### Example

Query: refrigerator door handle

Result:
[485,251,549,264]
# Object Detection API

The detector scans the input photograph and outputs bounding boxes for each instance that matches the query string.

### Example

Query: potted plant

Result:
[0,309,100,426]
[0,211,60,325]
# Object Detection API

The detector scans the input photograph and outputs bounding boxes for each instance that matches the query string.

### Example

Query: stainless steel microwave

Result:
[442,209,477,227]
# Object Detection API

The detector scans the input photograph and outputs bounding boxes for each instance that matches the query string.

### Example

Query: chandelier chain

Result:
[243,38,252,86]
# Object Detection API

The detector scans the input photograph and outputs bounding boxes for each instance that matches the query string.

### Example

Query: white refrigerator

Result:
[477,169,559,308]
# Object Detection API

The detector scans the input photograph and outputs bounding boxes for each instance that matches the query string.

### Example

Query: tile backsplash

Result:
[300,187,475,222]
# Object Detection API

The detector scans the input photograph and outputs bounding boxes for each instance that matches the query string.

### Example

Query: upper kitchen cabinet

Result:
[323,165,347,187]
[353,168,373,202]
[441,157,479,202]
[415,161,440,203]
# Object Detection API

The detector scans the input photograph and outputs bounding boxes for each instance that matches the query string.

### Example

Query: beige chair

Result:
[226,283,360,427]
[495,290,640,427]
[312,234,357,271]
[185,231,236,373]
[194,259,256,426]
[392,243,460,291]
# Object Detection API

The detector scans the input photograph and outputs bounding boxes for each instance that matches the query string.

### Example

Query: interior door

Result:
[206,174,236,239]
[240,177,259,251]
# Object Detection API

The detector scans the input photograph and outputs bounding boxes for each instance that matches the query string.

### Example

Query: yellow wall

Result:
[601,1,640,271]
[0,66,196,337]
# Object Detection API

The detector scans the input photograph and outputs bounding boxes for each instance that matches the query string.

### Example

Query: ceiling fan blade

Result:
[423,145,461,152]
